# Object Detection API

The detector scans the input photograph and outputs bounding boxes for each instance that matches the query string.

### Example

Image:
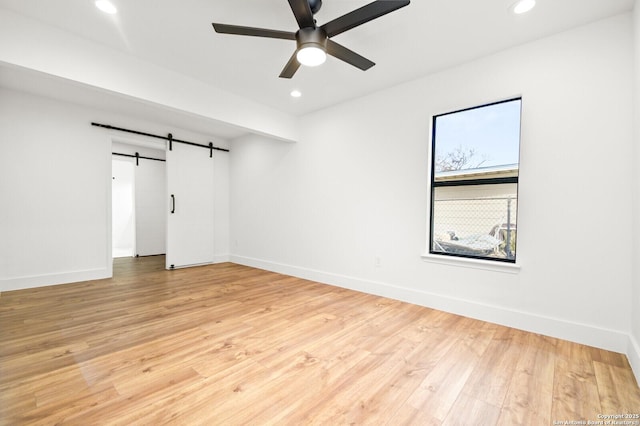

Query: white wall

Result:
[214,148,230,263]
[0,89,111,289]
[0,87,231,291]
[135,158,167,256]
[231,14,635,356]
[630,0,640,382]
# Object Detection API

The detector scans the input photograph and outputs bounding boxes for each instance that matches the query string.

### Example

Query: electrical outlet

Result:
[374,256,381,267]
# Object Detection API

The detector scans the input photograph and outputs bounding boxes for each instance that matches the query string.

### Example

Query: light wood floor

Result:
[1,257,639,425]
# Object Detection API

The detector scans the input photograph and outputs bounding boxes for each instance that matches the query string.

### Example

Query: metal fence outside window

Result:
[431,195,517,260]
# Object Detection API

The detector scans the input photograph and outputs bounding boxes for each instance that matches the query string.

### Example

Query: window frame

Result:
[428,97,522,264]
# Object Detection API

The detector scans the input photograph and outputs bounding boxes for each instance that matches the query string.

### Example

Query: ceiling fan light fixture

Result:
[511,0,535,15]
[296,45,327,67]
[95,0,117,14]
[211,0,411,78]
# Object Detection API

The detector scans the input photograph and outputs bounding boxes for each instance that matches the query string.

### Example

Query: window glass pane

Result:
[434,100,521,174]
[432,185,517,260]
[430,99,521,262]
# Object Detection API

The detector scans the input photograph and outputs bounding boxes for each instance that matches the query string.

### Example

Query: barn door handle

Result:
[171,194,175,214]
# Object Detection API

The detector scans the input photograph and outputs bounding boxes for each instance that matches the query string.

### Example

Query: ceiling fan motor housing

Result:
[296,27,327,51]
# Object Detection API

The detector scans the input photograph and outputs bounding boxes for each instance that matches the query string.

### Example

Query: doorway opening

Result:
[111,140,167,262]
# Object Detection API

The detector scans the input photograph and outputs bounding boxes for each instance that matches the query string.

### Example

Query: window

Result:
[429,98,521,263]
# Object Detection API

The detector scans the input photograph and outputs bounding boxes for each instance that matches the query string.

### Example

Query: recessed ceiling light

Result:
[290,90,302,98]
[511,0,535,14]
[95,0,117,14]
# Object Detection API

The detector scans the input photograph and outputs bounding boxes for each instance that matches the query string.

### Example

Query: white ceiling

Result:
[0,0,634,118]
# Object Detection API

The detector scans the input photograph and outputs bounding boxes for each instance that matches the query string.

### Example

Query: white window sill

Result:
[421,253,521,274]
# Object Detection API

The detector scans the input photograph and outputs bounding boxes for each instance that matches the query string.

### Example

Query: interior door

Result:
[112,159,136,258]
[166,143,215,269]
[135,158,166,256]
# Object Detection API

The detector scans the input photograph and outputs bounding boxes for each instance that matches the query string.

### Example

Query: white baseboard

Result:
[213,254,231,264]
[1,255,232,293]
[628,334,640,386]
[230,255,631,356]
[1,268,111,292]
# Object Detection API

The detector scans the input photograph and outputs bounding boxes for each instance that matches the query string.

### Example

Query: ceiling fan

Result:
[212,0,410,78]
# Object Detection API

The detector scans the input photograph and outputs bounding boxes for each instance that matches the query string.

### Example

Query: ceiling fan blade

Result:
[279,52,301,78]
[321,0,410,38]
[212,23,296,40]
[288,0,315,29]
[326,39,375,71]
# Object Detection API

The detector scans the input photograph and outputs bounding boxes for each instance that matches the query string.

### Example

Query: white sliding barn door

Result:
[166,143,215,269]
